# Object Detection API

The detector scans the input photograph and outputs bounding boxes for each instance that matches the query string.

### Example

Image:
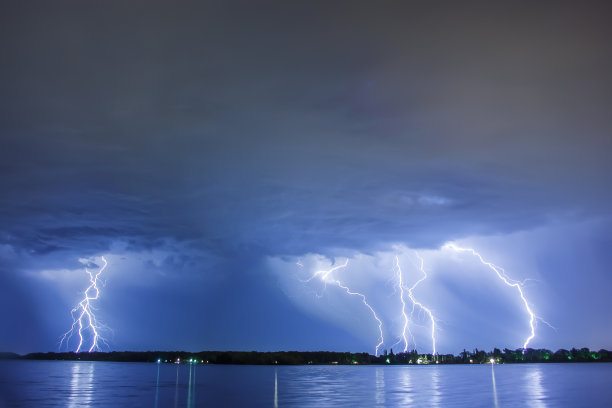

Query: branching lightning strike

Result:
[397,254,437,356]
[60,256,109,352]
[394,257,411,353]
[307,259,385,356]
[443,243,552,350]
[294,243,553,356]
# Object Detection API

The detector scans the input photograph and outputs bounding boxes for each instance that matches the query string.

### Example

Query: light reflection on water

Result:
[186,364,195,408]
[491,364,499,408]
[173,364,180,408]
[154,364,160,408]
[1,361,611,407]
[67,362,94,408]
[375,367,385,406]
[525,366,546,408]
[430,366,442,407]
[397,365,413,406]
[273,368,278,408]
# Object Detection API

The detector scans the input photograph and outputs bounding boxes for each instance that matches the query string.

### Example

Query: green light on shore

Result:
[386,358,390,364]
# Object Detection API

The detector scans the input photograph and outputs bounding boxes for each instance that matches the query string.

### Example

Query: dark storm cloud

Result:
[2,0,611,260]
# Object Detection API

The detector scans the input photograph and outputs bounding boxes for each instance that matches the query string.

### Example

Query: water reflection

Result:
[154,364,160,408]
[185,364,198,408]
[525,366,547,407]
[398,367,413,405]
[274,369,278,408]
[67,362,95,408]
[3,360,609,407]
[491,364,499,408]
[174,365,180,408]
[187,364,193,408]
[375,367,385,406]
[192,365,197,406]
[430,368,442,407]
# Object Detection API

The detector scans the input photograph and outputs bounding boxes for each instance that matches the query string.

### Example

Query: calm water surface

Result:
[1,360,611,407]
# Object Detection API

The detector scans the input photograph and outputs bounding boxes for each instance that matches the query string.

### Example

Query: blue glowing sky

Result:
[1,1,611,354]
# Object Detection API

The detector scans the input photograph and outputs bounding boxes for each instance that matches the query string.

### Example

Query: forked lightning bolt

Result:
[306,259,385,356]
[397,254,437,356]
[443,243,552,350]
[59,256,109,352]
[394,257,412,353]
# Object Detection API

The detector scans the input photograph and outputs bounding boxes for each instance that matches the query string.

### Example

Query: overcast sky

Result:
[1,1,611,354]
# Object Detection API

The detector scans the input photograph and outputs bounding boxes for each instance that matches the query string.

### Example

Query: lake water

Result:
[0,360,611,407]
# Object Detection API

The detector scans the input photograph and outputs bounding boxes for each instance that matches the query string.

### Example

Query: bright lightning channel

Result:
[401,253,437,357]
[307,259,385,356]
[443,243,551,350]
[394,256,411,353]
[59,256,109,353]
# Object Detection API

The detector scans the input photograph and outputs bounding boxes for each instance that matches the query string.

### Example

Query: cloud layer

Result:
[1,1,611,353]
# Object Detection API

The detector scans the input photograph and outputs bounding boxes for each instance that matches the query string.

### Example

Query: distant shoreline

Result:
[2,348,610,365]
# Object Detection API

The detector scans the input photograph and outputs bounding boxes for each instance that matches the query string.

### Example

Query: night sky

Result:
[1,1,611,355]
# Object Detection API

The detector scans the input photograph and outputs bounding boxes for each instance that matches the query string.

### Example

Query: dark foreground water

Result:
[1,361,611,407]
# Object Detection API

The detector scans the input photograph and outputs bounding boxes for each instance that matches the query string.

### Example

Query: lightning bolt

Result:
[399,254,437,357]
[394,256,412,353]
[302,259,347,284]
[443,243,552,350]
[307,259,385,356]
[59,256,109,352]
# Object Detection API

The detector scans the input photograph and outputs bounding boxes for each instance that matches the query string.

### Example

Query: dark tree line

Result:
[20,350,375,365]
[378,347,610,364]
[15,347,611,365]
